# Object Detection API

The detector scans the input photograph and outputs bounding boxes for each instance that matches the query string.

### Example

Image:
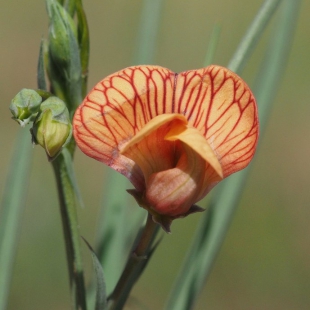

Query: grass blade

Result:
[132,0,164,65]
[0,129,33,310]
[228,0,282,74]
[165,0,302,308]
[252,0,301,129]
[203,24,221,67]
[37,39,47,90]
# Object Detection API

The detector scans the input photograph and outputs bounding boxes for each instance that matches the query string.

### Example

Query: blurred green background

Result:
[1,0,310,309]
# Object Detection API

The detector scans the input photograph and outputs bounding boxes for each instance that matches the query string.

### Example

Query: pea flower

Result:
[73,65,258,231]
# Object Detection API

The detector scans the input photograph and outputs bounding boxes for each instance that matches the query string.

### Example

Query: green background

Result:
[1,0,309,309]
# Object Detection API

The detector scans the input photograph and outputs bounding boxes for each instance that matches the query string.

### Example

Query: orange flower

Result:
[73,65,258,231]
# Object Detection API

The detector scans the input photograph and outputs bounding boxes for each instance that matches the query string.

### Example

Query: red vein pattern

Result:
[73,65,258,192]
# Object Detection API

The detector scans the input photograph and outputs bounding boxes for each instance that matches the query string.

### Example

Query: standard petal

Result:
[73,65,175,189]
[174,65,258,177]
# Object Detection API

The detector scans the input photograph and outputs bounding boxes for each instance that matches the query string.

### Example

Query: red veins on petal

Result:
[174,66,258,177]
[73,66,175,190]
[73,65,258,216]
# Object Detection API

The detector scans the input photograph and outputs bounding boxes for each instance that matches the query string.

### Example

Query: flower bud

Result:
[9,89,42,126]
[46,0,77,73]
[45,0,82,107]
[32,96,72,161]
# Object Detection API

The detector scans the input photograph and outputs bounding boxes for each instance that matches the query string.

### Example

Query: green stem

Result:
[0,130,33,310]
[76,0,90,97]
[132,0,163,65]
[107,213,158,310]
[52,151,87,310]
[228,0,282,74]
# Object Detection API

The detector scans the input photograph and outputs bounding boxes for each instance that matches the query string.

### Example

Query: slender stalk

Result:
[107,213,158,310]
[0,130,33,310]
[52,151,87,310]
[132,0,163,65]
[203,24,221,67]
[228,0,282,74]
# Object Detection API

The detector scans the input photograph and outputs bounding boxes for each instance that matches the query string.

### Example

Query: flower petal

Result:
[73,65,175,189]
[73,65,258,192]
[120,113,187,154]
[164,123,223,178]
[120,114,186,184]
[174,65,258,177]
[145,142,219,216]
[121,114,223,216]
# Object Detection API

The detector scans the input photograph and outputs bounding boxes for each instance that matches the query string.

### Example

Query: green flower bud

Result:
[45,0,82,108]
[9,89,42,126]
[32,96,72,161]
[46,0,77,73]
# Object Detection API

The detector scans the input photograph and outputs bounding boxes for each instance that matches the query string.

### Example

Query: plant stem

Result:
[228,0,282,74]
[52,151,87,310]
[108,213,158,310]
[0,130,33,310]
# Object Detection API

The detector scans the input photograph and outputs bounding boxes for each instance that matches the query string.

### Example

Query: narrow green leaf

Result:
[76,0,90,97]
[0,129,33,310]
[228,0,282,74]
[203,24,221,67]
[62,148,84,208]
[37,39,47,90]
[165,0,302,308]
[252,0,301,130]
[132,0,164,65]
[82,237,107,310]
